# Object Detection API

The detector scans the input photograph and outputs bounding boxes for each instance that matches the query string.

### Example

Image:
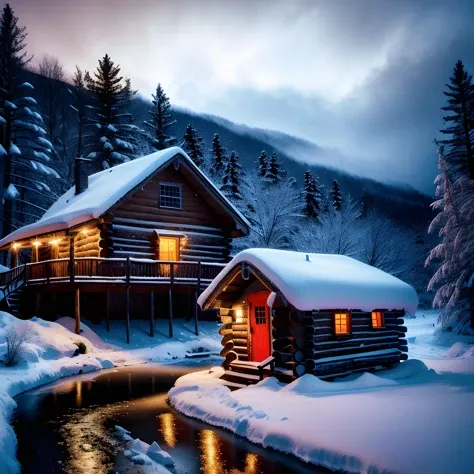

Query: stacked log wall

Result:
[298,309,407,379]
[219,307,249,367]
[108,168,233,262]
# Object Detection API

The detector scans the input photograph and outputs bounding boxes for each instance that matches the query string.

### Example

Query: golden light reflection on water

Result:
[159,413,177,447]
[75,381,82,408]
[200,429,261,474]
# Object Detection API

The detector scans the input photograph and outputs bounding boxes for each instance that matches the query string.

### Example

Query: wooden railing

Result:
[3,257,225,286]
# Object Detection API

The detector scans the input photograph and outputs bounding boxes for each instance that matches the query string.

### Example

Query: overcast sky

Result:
[10,0,474,193]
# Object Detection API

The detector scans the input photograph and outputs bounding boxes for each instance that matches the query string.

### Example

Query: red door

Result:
[249,291,271,362]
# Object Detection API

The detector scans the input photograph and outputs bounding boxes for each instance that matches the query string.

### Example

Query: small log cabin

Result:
[0,147,250,341]
[198,248,418,387]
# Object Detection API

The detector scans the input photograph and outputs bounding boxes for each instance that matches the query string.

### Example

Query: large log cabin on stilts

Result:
[0,147,250,342]
[198,248,418,388]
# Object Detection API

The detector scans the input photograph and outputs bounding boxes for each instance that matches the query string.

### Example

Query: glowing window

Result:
[334,312,350,335]
[372,311,384,328]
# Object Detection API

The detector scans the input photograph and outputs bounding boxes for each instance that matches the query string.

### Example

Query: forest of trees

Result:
[2,4,472,332]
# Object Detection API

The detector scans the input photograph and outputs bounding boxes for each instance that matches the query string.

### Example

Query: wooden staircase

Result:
[219,357,285,390]
[0,268,26,317]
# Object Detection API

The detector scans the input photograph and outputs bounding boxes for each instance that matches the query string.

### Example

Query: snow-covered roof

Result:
[0,147,250,248]
[198,248,419,313]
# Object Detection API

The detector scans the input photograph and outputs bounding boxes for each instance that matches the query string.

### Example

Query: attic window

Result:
[159,182,182,209]
[372,311,384,328]
[334,311,351,335]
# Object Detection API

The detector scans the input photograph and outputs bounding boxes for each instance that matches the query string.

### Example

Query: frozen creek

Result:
[12,362,328,474]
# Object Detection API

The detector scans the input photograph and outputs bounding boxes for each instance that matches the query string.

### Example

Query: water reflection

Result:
[75,381,82,408]
[200,429,261,474]
[201,429,226,474]
[159,412,177,447]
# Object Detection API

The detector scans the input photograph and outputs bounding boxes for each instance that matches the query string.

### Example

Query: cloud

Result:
[11,0,474,192]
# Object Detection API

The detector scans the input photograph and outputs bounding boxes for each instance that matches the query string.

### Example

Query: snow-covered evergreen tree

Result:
[0,4,58,238]
[210,133,226,176]
[182,124,204,167]
[221,150,242,200]
[426,148,474,332]
[257,150,268,178]
[143,83,176,151]
[265,152,281,184]
[439,60,474,178]
[331,180,342,211]
[302,170,321,220]
[234,175,300,251]
[85,54,138,169]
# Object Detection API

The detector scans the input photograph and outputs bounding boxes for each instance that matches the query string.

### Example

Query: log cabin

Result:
[0,147,250,341]
[197,248,418,388]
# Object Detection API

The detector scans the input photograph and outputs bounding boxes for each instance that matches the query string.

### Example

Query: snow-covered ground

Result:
[169,310,474,474]
[0,312,220,474]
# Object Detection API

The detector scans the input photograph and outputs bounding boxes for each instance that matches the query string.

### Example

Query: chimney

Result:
[74,157,91,195]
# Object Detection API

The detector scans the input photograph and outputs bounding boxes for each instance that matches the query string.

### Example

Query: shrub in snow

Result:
[3,324,32,367]
[74,341,87,355]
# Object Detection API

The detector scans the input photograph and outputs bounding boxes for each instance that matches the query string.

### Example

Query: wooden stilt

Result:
[75,288,80,335]
[150,291,155,337]
[51,292,57,317]
[35,291,41,317]
[106,290,111,332]
[168,262,174,338]
[168,287,174,338]
[125,286,130,344]
[195,260,201,336]
[194,292,199,336]
[125,256,131,344]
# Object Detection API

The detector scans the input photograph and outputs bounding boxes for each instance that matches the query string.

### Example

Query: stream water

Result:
[12,362,328,474]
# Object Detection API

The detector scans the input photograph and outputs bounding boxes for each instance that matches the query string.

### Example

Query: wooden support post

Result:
[125,256,130,344]
[75,288,80,335]
[106,290,111,333]
[11,248,18,268]
[168,262,174,338]
[35,291,41,317]
[150,291,155,337]
[69,235,75,283]
[194,260,201,336]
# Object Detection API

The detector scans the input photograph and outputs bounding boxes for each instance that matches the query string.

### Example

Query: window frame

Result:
[333,310,352,336]
[158,181,183,210]
[371,310,385,329]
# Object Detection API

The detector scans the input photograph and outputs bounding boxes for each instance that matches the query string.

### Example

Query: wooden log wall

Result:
[291,309,407,379]
[271,306,296,373]
[74,228,101,258]
[106,167,233,262]
[219,307,250,365]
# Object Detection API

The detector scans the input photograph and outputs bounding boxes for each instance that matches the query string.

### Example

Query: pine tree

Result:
[257,150,268,178]
[331,180,342,211]
[144,83,176,151]
[0,4,58,238]
[221,151,242,200]
[440,60,474,179]
[360,189,373,218]
[85,54,138,169]
[182,124,204,167]
[265,152,281,184]
[69,66,88,159]
[210,133,226,175]
[302,170,321,220]
[426,148,474,332]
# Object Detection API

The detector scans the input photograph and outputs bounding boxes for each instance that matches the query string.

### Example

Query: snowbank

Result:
[0,313,221,474]
[114,425,174,473]
[199,248,418,313]
[169,359,474,474]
